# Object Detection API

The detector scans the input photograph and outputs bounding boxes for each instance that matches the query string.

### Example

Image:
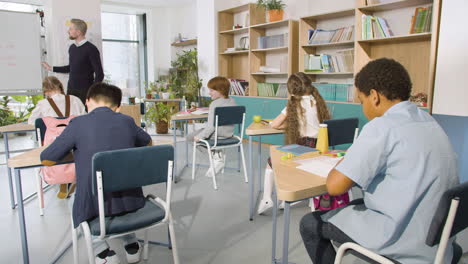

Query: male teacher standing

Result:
[42,18,104,104]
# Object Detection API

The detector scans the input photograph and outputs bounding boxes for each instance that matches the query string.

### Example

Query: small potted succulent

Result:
[256,0,286,22]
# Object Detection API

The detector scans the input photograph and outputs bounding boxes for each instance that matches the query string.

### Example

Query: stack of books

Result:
[361,15,393,40]
[308,26,354,45]
[257,83,287,98]
[258,33,288,49]
[229,79,249,96]
[305,49,353,73]
[409,5,432,34]
[312,82,354,102]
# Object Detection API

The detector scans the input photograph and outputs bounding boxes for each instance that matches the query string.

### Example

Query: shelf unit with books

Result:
[218,3,299,98]
[355,0,441,109]
[299,8,356,103]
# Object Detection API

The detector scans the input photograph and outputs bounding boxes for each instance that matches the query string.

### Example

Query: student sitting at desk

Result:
[41,82,152,264]
[188,76,236,177]
[299,58,459,263]
[258,72,331,214]
[28,76,86,199]
[27,76,86,125]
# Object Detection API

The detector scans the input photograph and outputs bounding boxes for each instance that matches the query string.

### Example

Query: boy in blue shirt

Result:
[299,58,459,263]
[41,83,152,264]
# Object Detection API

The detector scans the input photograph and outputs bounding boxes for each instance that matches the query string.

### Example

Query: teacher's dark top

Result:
[54,41,104,101]
[40,107,151,228]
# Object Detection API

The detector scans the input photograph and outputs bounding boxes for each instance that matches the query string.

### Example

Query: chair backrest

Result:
[35,116,68,144]
[324,118,359,147]
[92,145,174,194]
[214,106,246,126]
[426,181,468,246]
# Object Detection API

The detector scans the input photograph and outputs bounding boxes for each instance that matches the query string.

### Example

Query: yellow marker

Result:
[281,155,289,161]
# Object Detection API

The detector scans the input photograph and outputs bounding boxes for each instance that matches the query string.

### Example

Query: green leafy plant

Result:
[256,0,286,10]
[146,102,174,124]
[170,49,202,104]
[0,95,43,128]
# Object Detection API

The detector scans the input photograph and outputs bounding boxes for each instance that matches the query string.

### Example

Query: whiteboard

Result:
[0,10,43,94]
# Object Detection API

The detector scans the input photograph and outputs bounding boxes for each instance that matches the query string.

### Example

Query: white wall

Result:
[432,0,468,117]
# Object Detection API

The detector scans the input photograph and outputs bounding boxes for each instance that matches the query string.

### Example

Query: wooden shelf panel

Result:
[251,72,288,76]
[219,50,249,55]
[302,41,354,48]
[305,72,354,76]
[219,3,250,13]
[171,39,197,47]
[358,0,433,12]
[301,8,355,21]
[358,32,431,44]
[251,46,288,52]
[219,27,249,35]
[250,20,290,29]
[325,100,359,105]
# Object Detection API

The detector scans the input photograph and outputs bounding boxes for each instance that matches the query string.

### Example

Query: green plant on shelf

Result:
[256,0,286,11]
[170,49,202,105]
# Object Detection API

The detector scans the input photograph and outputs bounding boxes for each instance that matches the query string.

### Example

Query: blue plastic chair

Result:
[71,145,180,264]
[191,106,248,190]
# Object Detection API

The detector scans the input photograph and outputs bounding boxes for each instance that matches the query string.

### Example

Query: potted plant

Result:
[256,0,286,22]
[146,102,174,134]
[144,81,156,99]
[170,49,202,105]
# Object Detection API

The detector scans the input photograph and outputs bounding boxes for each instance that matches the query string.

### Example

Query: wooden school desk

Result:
[171,112,208,182]
[120,104,142,127]
[8,146,74,264]
[269,145,328,264]
[245,122,283,220]
[0,123,36,209]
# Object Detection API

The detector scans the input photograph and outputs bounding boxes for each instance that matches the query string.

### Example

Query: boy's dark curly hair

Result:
[355,58,412,101]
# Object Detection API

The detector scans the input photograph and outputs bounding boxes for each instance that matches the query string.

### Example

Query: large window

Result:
[101,12,147,99]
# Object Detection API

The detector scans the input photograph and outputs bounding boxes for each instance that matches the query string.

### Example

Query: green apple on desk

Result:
[253,115,262,123]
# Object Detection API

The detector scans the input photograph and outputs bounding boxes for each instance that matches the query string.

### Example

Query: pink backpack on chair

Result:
[40,116,77,184]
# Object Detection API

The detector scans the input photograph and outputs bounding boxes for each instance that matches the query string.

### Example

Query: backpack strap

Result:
[47,98,64,117]
[65,95,71,117]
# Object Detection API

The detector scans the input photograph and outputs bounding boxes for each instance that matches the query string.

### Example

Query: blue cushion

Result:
[201,137,240,147]
[88,199,165,236]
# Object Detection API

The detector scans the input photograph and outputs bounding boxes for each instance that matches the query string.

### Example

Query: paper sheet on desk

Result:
[296,156,343,178]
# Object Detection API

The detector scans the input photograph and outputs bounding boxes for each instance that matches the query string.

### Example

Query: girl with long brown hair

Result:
[258,72,331,214]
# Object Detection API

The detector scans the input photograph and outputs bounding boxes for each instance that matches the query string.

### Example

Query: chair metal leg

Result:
[192,142,197,180]
[239,144,249,183]
[81,224,96,264]
[35,172,44,216]
[71,217,78,264]
[143,230,149,260]
[207,148,218,190]
[168,213,180,264]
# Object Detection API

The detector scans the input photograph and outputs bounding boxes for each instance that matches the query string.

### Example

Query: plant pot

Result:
[146,94,152,99]
[268,9,284,22]
[156,120,169,134]
[162,92,171,99]
[129,97,136,105]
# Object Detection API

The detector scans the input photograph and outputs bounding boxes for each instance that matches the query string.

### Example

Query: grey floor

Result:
[0,132,467,264]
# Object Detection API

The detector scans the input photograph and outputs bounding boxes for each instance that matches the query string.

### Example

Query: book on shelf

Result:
[313,49,353,73]
[258,33,288,49]
[304,54,322,72]
[308,26,354,45]
[257,82,287,98]
[362,15,393,40]
[259,66,281,73]
[229,79,249,96]
[312,82,354,102]
[409,5,432,34]
[224,47,247,53]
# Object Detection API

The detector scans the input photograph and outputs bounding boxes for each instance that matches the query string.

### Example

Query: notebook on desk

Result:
[277,144,317,156]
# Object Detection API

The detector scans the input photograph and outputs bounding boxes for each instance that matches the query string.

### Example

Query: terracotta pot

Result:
[146,94,152,99]
[156,120,168,134]
[268,9,284,22]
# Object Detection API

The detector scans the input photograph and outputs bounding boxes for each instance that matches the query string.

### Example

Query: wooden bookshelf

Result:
[297,0,441,107]
[218,3,299,98]
[355,0,441,109]
[171,39,197,47]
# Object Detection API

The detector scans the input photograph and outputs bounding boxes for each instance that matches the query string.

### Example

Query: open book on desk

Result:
[296,156,343,178]
[190,107,209,115]
[277,144,317,156]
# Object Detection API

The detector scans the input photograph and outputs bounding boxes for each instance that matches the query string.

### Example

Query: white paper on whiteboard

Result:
[296,156,343,178]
